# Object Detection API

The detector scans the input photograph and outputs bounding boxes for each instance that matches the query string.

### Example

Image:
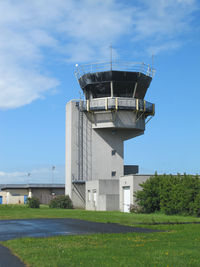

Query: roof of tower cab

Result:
[75,61,155,100]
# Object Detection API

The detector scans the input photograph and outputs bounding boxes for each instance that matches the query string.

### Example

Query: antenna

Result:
[110,43,112,71]
[152,54,154,69]
[52,166,55,184]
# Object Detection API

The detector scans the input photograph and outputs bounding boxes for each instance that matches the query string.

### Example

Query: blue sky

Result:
[0,0,200,184]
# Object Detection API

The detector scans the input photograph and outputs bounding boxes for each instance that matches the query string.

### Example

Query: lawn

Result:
[1,206,200,266]
[1,204,200,225]
[2,224,200,267]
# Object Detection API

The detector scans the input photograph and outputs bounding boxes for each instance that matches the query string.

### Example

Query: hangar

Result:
[0,184,65,205]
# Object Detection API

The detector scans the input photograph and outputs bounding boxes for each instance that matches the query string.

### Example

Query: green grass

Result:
[2,224,200,267]
[1,204,200,225]
[1,205,200,266]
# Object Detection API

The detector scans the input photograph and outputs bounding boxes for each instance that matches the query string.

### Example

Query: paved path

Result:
[0,244,25,267]
[0,218,159,241]
[0,218,159,267]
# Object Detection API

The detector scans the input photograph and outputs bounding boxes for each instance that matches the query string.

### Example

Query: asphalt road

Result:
[0,218,159,241]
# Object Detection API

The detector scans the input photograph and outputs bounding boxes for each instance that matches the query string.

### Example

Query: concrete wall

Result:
[6,189,29,204]
[65,101,79,198]
[32,188,65,205]
[65,99,147,210]
[86,180,119,211]
[65,102,144,185]
[119,175,151,212]
[92,110,145,132]
[86,180,99,210]
[32,189,48,205]
[92,128,124,180]
[2,188,65,205]
[71,183,85,209]
[65,101,125,205]
[65,101,93,192]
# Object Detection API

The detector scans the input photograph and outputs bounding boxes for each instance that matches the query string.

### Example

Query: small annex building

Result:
[119,175,151,212]
[86,179,119,211]
[0,184,65,205]
[85,175,151,212]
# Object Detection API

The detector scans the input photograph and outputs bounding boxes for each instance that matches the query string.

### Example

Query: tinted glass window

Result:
[113,81,134,97]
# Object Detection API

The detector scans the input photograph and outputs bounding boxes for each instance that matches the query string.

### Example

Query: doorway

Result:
[123,186,130,212]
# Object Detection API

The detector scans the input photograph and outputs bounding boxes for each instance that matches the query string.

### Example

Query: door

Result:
[24,195,28,204]
[93,190,97,208]
[123,186,130,212]
[0,196,2,204]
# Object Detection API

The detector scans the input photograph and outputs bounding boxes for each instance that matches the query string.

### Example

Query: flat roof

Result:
[72,180,85,184]
[1,184,65,190]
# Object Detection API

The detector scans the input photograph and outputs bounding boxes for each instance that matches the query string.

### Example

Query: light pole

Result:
[52,166,55,184]
[27,173,31,184]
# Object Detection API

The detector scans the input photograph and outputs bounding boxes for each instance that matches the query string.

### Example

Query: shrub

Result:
[187,191,200,217]
[49,195,73,209]
[27,197,40,208]
[135,173,163,213]
[130,204,142,213]
[135,174,200,216]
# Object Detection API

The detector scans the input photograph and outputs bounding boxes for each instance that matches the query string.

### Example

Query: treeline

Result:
[135,173,200,216]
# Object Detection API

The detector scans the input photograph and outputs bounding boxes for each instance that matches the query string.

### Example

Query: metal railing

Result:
[75,61,156,80]
[80,97,155,115]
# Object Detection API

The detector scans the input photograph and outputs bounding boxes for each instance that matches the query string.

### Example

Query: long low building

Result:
[0,184,65,205]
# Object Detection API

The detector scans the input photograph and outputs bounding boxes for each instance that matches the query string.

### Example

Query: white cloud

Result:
[0,171,26,177]
[0,0,198,109]
[147,41,181,56]
[0,166,64,184]
[0,67,59,109]
[130,0,198,54]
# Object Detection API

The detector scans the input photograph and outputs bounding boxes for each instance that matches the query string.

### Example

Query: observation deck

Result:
[79,97,155,116]
[75,61,155,100]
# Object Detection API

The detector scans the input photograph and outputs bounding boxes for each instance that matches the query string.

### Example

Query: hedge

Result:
[135,173,200,216]
[27,197,40,208]
[49,195,73,209]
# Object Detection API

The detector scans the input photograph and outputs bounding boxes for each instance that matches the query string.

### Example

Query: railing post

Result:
[110,81,114,97]
[136,99,139,111]
[152,104,155,116]
[87,100,90,112]
[115,98,118,110]
[147,65,150,76]
[105,98,108,110]
[133,82,137,98]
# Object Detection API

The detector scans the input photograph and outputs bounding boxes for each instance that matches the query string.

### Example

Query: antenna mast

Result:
[152,54,154,69]
[110,44,112,71]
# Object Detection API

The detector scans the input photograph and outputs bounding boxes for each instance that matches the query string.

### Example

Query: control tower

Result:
[65,61,155,210]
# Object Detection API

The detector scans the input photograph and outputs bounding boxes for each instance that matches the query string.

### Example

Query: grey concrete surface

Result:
[0,218,159,241]
[0,244,25,267]
[86,180,120,211]
[65,100,145,210]
[120,175,151,212]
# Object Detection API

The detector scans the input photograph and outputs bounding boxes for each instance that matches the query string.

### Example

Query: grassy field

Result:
[1,204,200,225]
[1,206,200,266]
[2,224,200,267]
